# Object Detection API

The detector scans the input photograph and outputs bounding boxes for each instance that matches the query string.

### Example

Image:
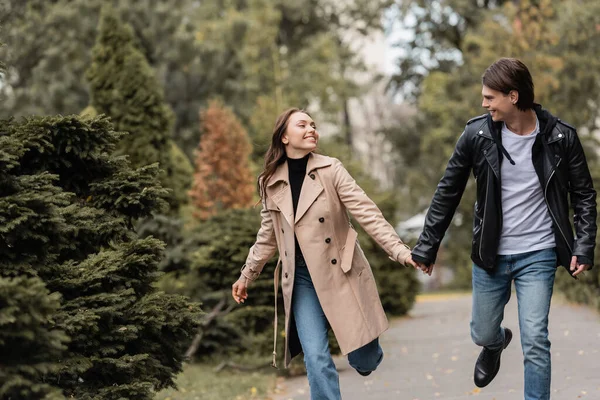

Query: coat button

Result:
[331,259,337,265]
[478,130,483,134]
[285,272,288,278]
[309,174,315,180]
[558,133,563,138]
[325,237,331,243]
[319,217,325,223]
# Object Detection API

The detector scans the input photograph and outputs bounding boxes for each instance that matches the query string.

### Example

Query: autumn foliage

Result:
[190,101,255,220]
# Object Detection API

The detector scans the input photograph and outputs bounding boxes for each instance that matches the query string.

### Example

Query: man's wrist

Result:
[576,255,593,266]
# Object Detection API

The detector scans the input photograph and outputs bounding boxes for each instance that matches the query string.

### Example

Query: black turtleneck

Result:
[287,154,309,261]
[287,154,309,215]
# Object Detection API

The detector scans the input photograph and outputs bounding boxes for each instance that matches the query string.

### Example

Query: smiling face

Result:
[281,112,319,158]
[481,85,518,122]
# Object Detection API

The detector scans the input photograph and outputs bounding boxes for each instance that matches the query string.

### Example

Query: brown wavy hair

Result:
[257,108,310,200]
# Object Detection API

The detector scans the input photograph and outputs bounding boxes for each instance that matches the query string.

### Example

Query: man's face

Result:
[481,85,516,122]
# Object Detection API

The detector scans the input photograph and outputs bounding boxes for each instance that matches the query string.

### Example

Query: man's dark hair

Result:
[482,58,535,111]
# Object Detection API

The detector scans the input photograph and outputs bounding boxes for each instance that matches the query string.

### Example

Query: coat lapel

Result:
[294,153,332,224]
[265,153,333,226]
[266,161,294,228]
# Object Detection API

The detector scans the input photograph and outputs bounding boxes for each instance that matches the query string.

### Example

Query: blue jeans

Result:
[292,259,383,400]
[471,248,557,400]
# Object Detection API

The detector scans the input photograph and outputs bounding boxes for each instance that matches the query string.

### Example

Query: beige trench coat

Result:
[240,152,412,368]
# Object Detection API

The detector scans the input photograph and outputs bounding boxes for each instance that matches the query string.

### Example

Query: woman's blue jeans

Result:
[292,258,383,400]
[471,248,557,400]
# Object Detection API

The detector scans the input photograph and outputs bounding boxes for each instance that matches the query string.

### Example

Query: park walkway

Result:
[271,292,600,400]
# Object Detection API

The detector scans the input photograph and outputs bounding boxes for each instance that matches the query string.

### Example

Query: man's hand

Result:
[413,258,434,276]
[232,276,249,304]
[570,256,591,277]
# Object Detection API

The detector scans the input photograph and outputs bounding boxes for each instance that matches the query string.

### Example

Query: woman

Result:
[231,108,417,400]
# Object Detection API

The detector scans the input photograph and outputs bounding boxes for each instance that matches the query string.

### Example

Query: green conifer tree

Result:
[1,114,200,398]
[86,6,191,212]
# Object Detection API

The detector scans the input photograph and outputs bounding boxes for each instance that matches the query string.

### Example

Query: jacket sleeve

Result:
[332,158,412,265]
[412,130,473,265]
[240,199,278,281]
[566,130,597,266]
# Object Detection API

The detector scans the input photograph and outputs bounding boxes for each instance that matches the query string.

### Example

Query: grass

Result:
[155,362,278,400]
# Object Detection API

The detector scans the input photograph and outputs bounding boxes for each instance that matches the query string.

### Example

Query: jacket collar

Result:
[480,104,559,140]
[266,152,332,187]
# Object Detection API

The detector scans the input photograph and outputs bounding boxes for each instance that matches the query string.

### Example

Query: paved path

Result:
[271,293,600,400]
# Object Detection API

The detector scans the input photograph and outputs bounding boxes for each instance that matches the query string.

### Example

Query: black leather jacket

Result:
[412,105,597,274]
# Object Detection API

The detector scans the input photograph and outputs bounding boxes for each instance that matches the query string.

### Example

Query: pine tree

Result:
[189,100,255,220]
[0,276,68,399]
[1,114,200,398]
[86,6,191,212]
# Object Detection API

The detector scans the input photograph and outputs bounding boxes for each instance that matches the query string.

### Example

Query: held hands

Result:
[570,256,591,277]
[401,254,434,276]
[231,276,249,304]
[411,257,434,276]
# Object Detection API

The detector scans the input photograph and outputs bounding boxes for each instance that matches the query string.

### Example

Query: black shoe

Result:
[474,328,513,388]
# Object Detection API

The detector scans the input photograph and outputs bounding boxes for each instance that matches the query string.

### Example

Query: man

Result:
[411,58,597,400]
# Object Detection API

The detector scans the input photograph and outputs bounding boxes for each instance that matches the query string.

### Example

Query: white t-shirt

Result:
[497,119,555,255]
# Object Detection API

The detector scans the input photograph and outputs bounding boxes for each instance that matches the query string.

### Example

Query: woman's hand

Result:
[404,256,419,269]
[232,276,249,304]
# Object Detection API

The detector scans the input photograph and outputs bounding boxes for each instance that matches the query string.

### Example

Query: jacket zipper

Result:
[544,159,573,253]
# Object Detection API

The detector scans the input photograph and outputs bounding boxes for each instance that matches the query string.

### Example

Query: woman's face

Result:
[282,112,319,158]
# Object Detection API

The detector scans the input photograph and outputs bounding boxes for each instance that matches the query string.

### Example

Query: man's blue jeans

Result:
[471,248,557,400]
[292,260,383,400]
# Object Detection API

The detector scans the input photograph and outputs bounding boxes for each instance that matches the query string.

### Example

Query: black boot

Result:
[474,328,512,388]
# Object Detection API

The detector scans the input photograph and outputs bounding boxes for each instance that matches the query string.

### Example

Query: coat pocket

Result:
[340,228,358,273]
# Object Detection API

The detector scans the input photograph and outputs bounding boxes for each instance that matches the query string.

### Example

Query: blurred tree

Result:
[0,114,200,398]
[86,6,191,212]
[189,100,255,220]
[198,0,392,164]
[551,0,600,312]
[0,1,194,132]
[389,0,511,99]
[0,0,395,162]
